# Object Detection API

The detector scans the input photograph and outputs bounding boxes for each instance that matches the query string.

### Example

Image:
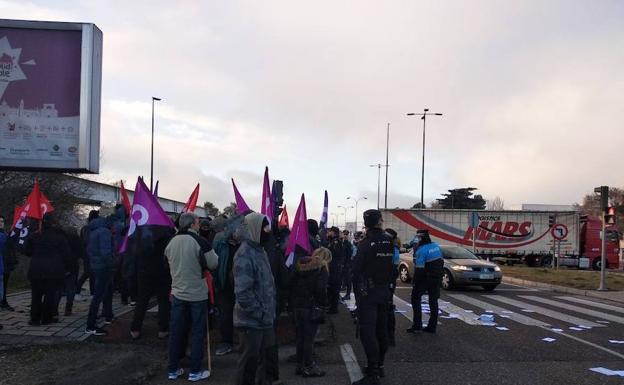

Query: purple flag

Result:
[261,166,274,221]
[319,190,328,229]
[285,194,311,257]
[119,177,175,253]
[232,178,251,214]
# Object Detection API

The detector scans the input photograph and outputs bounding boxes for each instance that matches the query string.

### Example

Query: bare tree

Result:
[222,202,237,217]
[203,201,220,216]
[487,196,505,211]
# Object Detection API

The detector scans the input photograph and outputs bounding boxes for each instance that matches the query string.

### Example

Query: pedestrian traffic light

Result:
[605,206,616,225]
[548,214,556,228]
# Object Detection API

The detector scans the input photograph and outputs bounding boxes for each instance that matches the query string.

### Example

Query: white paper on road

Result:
[486,295,603,328]
[521,309,535,313]
[496,327,509,331]
[519,295,624,325]
[578,325,592,329]
[464,310,474,313]
[551,328,564,332]
[597,321,610,324]
[569,327,584,331]
[485,310,494,313]
[542,337,556,342]
[502,310,514,314]
[590,367,624,377]
[609,340,624,344]
[448,294,550,327]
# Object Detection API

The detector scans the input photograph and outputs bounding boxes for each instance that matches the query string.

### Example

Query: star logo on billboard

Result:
[0,36,28,99]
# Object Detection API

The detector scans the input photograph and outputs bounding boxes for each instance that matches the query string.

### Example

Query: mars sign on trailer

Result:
[0,19,102,173]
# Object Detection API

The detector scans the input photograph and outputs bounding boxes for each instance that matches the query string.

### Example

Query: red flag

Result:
[182,183,200,213]
[24,180,54,220]
[11,205,23,231]
[119,180,132,215]
[278,205,290,229]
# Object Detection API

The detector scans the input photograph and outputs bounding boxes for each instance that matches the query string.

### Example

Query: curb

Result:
[503,276,624,304]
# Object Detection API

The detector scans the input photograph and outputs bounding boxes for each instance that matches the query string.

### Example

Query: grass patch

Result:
[501,265,624,291]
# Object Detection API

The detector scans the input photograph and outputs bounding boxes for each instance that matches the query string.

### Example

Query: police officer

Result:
[406,229,443,333]
[352,210,394,385]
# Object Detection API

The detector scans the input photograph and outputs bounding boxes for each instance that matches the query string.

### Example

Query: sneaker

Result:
[406,325,422,333]
[301,365,326,377]
[85,327,107,336]
[215,343,233,356]
[104,317,115,325]
[188,370,210,382]
[167,368,184,380]
[129,301,136,307]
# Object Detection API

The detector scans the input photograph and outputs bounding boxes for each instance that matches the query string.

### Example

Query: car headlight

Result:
[494,266,501,272]
[451,265,472,271]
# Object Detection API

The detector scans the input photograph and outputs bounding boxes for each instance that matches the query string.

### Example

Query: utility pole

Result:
[150,96,162,192]
[407,109,443,208]
[369,164,382,210]
[384,123,390,209]
[595,185,609,291]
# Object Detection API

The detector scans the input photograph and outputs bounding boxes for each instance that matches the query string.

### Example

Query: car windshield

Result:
[441,246,480,260]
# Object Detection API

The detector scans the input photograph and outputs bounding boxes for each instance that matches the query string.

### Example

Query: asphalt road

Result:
[337,282,624,385]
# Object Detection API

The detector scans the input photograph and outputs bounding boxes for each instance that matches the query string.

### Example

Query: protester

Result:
[343,231,362,301]
[85,205,115,335]
[76,210,99,298]
[58,227,82,316]
[340,230,354,301]
[24,213,71,326]
[165,212,218,382]
[110,204,135,307]
[129,226,175,339]
[212,215,239,356]
[352,210,394,385]
[292,246,330,377]
[233,213,276,385]
[307,219,321,250]
[407,229,443,334]
[1,215,17,311]
[326,226,345,314]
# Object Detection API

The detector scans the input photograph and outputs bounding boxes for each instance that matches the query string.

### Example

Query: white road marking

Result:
[340,344,363,383]
[520,296,624,325]
[448,294,550,327]
[486,296,603,327]
[555,296,624,315]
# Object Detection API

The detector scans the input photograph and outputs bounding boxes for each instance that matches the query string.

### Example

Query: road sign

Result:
[551,224,568,240]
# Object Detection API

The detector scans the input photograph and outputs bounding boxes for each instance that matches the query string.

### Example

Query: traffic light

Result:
[548,214,556,228]
[594,186,609,210]
[605,206,616,225]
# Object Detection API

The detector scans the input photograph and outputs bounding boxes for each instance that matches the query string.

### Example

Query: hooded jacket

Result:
[233,213,276,329]
[87,217,114,272]
[291,247,330,309]
[25,224,71,280]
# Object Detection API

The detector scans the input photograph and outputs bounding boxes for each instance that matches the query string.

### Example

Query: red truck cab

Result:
[580,218,620,270]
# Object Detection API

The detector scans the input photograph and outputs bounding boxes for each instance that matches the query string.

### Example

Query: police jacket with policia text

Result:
[352,228,394,293]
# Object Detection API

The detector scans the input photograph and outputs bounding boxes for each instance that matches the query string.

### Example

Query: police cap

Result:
[363,209,382,228]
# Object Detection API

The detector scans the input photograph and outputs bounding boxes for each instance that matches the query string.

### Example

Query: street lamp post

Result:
[407,108,443,208]
[150,96,162,192]
[347,196,367,231]
[370,164,382,210]
[337,205,353,228]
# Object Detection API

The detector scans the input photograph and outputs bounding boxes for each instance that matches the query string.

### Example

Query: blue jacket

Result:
[87,217,114,272]
[414,242,442,268]
[392,246,400,265]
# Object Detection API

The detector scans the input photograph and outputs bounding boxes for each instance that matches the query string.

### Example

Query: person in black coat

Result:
[292,246,330,377]
[55,227,82,316]
[24,213,71,325]
[326,226,345,314]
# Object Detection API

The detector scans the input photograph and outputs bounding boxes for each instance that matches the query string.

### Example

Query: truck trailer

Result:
[381,209,620,270]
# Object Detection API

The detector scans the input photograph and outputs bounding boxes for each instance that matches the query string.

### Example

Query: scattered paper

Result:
[590,367,624,377]
[496,327,509,331]
[542,337,556,343]
[596,321,610,324]
[551,328,564,333]
[485,310,495,313]
[521,309,535,313]
[608,340,624,344]
[464,310,474,313]
[578,325,592,330]
[481,322,497,327]
[569,327,583,331]
[448,314,460,319]
[502,310,514,314]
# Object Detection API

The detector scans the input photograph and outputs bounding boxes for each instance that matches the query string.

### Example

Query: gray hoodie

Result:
[233,212,276,329]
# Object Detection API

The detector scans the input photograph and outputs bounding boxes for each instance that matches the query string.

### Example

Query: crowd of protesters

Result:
[0,201,438,385]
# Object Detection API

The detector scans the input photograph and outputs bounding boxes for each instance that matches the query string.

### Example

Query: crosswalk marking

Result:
[340,344,364,382]
[520,296,624,325]
[486,295,603,327]
[448,294,549,327]
[393,294,415,323]
[555,296,624,315]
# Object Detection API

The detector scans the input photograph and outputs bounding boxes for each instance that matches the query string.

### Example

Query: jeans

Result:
[357,286,390,370]
[168,296,207,374]
[86,269,114,329]
[76,258,95,295]
[295,308,319,367]
[236,327,275,385]
[131,274,170,332]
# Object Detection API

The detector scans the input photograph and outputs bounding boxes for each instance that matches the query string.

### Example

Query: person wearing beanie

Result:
[351,209,394,385]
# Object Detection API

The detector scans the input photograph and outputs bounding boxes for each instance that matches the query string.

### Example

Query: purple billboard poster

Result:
[0,20,102,173]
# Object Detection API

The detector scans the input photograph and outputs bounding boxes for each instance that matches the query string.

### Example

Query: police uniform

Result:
[352,210,394,385]
[407,232,444,333]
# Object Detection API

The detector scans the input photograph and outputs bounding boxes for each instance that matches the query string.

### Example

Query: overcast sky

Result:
[3,0,623,225]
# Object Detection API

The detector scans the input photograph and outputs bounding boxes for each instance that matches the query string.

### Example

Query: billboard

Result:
[0,19,102,173]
